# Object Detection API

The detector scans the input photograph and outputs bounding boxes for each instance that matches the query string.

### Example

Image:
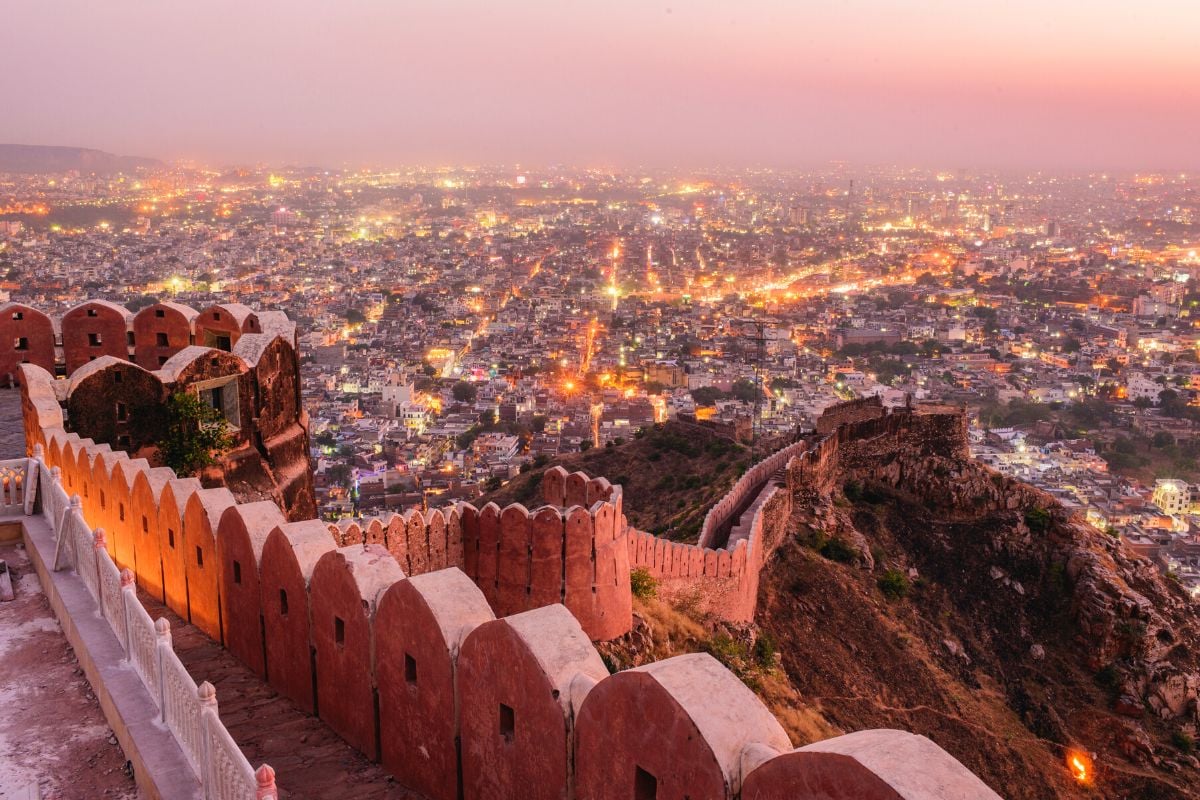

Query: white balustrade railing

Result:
[204,710,259,800]
[161,646,205,775]
[0,457,28,511]
[124,572,162,711]
[25,446,277,800]
[98,546,128,653]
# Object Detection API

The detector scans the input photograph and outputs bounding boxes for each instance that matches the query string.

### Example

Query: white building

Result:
[1153,479,1191,517]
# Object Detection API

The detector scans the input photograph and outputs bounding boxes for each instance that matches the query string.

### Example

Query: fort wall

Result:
[6,301,314,521]
[17,354,997,800]
[814,393,888,435]
[332,467,632,642]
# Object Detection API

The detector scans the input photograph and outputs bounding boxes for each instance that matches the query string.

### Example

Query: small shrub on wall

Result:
[159,392,232,477]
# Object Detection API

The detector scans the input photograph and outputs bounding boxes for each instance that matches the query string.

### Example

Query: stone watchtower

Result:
[11,300,315,521]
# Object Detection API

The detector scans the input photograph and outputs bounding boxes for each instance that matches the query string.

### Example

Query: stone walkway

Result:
[0,539,138,800]
[138,591,419,800]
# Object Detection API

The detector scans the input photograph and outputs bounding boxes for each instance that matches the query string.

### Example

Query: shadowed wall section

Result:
[260,520,336,714]
[310,545,404,759]
[376,569,494,800]
[458,605,608,800]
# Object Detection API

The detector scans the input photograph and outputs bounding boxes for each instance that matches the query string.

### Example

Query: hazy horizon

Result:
[6,1,1200,172]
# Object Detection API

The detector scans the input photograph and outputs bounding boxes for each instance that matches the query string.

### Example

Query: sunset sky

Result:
[6,0,1199,170]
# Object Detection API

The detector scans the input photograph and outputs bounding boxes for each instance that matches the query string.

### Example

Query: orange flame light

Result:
[1068,751,1091,784]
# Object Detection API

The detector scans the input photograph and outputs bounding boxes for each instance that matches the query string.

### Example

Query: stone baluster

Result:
[198,681,218,798]
[155,617,171,720]
[256,765,278,800]
[120,568,135,658]
[24,444,42,515]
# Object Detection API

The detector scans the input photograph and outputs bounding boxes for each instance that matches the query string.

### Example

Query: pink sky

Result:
[4,0,1199,170]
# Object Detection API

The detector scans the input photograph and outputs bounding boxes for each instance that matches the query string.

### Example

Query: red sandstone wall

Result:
[574,667,733,799]
[310,545,403,760]
[0,304,55,386]
[62,302,131,373]
[260,520,334,713]
[218,501,287,678]
[132,303,194,368]
[159,477,202,621]
[457,607,606,800]
[332,507,465,575]
[458,497,632,641]
[130,467,177,601]
[376,571,493,800]
[183,487,237,642]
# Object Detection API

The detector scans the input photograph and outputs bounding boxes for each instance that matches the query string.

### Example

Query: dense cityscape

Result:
[10,0,1200,796]
[4,162,1200,597]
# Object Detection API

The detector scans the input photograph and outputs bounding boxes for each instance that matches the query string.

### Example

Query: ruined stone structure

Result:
[18,355,1000,798]
[5,301,315,521]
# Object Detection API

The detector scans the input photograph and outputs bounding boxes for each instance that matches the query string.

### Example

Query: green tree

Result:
[159,392,232,477]
[731,378,758,404]
[630,568,658,600]
[452,381,478,403]
[1160,389,1187,418]
[1153,431,1176,449]
[691,386,725,406]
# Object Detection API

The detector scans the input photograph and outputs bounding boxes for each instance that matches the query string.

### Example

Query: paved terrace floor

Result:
[0,539,138,799]
[0,392,132,797]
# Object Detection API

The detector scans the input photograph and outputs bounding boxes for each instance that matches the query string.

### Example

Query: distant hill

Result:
[0,144,162,174]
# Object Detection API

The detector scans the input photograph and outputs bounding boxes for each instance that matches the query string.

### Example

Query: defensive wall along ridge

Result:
[18,350,996,798]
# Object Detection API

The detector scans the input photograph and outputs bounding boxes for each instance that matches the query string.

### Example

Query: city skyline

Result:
[6,0,1200,171]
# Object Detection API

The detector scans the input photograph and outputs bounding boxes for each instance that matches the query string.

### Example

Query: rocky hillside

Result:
[480,421,755,542]
[603,430,1200,799]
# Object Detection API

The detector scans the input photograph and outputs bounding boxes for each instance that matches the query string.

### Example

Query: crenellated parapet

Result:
[341,465,632,641]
